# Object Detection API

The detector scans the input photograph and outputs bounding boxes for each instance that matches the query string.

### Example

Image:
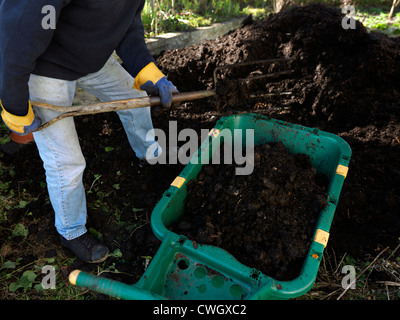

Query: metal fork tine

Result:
[238,70,294,82]
[213,58,295,100]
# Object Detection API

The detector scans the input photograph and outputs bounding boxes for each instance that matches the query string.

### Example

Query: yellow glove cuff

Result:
[1,100,35,134]
[133,62,165,90]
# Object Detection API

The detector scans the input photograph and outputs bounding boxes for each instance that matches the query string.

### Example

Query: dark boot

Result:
[60,233,109,263]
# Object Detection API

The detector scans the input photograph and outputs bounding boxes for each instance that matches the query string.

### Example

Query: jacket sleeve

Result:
[0,0,67,116]
[115,0,155,79]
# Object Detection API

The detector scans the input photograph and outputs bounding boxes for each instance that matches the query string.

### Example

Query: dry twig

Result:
[337,246,390,300]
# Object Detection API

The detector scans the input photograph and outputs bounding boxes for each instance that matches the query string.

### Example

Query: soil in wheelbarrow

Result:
[171,142,329,281]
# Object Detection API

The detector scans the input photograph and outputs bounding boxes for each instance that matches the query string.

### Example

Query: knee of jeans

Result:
[73,154,86,171]
[68,152,86,175]
[41,145,86,185]
[58,155,86,178]
[62,157,86,188]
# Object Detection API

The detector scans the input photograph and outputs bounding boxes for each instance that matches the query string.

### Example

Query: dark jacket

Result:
[0,0,155,115]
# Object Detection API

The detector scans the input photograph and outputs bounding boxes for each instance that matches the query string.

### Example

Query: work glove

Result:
[1,100,41,135]
[133,62,179,109]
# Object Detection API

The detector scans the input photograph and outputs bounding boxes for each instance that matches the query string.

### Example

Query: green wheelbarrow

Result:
[69,113,351,300]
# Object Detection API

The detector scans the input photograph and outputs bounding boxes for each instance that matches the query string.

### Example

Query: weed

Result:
[302,242,400,300]
[356,8,400,36]
[141,0,260,36]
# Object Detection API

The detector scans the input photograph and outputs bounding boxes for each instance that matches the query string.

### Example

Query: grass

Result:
[0,209,149,300]
[303,243,400,300]
[141,1,270,37]
[356,7,400,36]
[0,251,131,300]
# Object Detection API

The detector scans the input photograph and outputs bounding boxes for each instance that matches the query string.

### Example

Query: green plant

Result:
[141,0,260,36]
[0,122,10,145]
[356,8,400,36]
[11,223,29,239]
[8,270,37,293]
[1,254,105,300]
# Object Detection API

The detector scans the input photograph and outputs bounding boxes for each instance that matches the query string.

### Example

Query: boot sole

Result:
[84,250,109,264]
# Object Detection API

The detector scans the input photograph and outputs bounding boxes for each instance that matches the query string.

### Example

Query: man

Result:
[0,0,178,263]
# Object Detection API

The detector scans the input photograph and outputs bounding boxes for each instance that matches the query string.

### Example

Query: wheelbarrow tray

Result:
[71,113,351,300]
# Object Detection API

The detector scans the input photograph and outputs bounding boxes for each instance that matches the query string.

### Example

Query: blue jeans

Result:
[30,57,161,240]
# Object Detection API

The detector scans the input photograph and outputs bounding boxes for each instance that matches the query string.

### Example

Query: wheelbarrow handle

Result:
[32,90,215,131]
[69,270,165,300]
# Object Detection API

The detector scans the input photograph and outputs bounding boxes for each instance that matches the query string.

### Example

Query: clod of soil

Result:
[171,143,329,280]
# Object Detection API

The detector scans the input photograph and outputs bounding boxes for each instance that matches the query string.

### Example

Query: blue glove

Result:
[140,76,179,109]
[133,62,179,109]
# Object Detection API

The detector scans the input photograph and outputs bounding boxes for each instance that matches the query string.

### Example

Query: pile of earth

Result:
[171,143,329,280]
[157,4,400,132]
